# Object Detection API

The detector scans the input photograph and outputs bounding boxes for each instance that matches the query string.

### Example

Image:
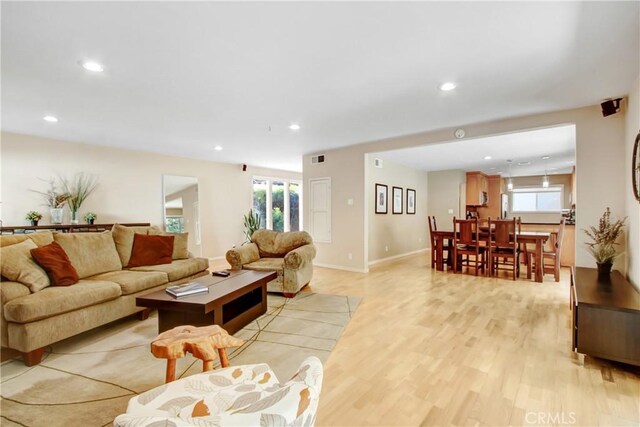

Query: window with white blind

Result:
[511,186,563,212]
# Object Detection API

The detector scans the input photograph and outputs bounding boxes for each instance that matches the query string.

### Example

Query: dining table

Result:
[432,230,551,282]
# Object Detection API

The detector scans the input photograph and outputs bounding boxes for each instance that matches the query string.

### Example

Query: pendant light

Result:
[542,156,550,188]
[507,160,514,191]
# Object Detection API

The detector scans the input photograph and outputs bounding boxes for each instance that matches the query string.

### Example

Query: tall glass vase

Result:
[70,210,79,225]
[50,208,64,225]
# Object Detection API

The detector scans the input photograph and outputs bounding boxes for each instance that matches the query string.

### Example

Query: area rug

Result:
[0,292,360,427]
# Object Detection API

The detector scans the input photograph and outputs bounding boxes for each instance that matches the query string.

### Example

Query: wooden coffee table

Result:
[136,270,277,334]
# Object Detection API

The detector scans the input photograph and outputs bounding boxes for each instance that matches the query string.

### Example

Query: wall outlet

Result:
[418,237,422,243]
[385,245,389,252]
[347,198,354,206]
[348,253,353,260]
[448,208,454,214]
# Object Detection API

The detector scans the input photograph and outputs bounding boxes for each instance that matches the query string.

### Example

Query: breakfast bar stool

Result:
[151,324,245,383]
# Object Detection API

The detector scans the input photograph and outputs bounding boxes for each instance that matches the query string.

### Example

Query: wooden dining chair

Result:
[528,219,565,282]
[428,216,449,269]
[452,217,485,276]
[487,217,519,280]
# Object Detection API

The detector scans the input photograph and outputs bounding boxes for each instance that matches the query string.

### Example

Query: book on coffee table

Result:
[165,282,209,298]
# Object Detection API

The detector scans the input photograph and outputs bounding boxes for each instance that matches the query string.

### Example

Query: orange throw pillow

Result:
[30,242,79,286]
[128,234,174,267]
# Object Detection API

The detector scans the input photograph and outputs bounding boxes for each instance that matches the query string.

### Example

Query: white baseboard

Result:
[313,262,369,274]
[368,248,428,266]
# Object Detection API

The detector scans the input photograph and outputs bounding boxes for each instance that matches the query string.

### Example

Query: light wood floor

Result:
[301,254,639,427]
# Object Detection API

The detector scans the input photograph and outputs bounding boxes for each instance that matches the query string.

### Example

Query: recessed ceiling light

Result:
[548,167,558,170]
[484,156,492,160]
[439,82,456,91]
[213,145,223,151]
[43,115,58,123]
[489,167,496,170]
[541,155,550,160]
[517,161,531,166]
[81,61,104,72]
[288,124,301,131]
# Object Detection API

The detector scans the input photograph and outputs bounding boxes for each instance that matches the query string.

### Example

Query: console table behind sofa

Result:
[0,223,151,234]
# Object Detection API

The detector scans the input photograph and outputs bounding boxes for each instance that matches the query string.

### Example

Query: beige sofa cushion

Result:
[87,270,168,295]
[0,232,54,248]
[129,258,209,282]
[148,229,189,260]
[111,224,156,266]
[244,258,285,292]
[243,257,284,273]
[251,230,313,258]
[3,280,122,323]
[0,240,50,292]
[0,281,31,304]
[54,232,122,279]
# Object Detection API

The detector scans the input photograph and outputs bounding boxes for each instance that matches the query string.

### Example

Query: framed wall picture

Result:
[375,184,388,214]
[406,188,416,214]
[392,186,403,214]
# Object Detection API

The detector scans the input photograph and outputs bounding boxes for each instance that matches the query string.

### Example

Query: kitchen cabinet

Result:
[477,175,503,219]
[466,171,489,206]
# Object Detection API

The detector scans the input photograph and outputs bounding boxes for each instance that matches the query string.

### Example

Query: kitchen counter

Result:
[520,223,575,267]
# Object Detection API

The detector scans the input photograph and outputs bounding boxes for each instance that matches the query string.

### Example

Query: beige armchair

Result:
[226,230,316,297]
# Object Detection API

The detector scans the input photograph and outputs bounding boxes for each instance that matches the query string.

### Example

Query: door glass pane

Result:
[272,181,285,232]
[165,217,184,233]
[289,182,300,231]
[252,179,267,229]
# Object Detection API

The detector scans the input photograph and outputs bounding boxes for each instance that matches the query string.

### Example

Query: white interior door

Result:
[309,178,331,243]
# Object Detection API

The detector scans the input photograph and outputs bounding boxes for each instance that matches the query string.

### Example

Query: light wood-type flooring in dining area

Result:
[304,254,640,427]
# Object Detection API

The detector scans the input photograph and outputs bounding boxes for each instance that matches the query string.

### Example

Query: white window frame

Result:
[510,185,564,213]
[252,176,303,232]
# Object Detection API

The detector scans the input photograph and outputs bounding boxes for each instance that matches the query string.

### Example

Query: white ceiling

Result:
[2,2,638,172]
[374,125,576,177]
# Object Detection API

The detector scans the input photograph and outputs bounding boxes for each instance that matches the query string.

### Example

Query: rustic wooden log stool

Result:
[151,324,245,383]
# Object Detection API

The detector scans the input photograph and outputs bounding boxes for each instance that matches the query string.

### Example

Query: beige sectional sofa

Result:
[0,225,209,366]
[225,229,316,297]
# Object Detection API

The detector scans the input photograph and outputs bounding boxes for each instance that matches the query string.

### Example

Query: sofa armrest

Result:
[225,243,260,270]
[284,244,317,270]
[1,281,31,305]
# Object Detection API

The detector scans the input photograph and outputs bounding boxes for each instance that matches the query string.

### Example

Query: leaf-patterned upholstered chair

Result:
[113,356,323,427]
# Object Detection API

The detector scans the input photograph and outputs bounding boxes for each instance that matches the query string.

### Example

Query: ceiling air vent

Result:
[374,158,383,168]
[311,154,325,164]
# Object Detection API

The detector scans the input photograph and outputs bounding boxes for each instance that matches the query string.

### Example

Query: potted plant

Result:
[243,209,262,243]
[31,179,70,224]
[25,211,43,226]
[583,207,627,275]
[60,173,99,224]
[84,212,97,225]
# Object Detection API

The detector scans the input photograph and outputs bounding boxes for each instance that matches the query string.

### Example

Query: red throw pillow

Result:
[128,233,174,267]
[30,242,79,286]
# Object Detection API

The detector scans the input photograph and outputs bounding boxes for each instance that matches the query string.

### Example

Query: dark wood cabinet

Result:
[570,267,640,366]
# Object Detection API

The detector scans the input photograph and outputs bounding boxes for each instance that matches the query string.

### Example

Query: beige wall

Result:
[303,104,627,272]
[427,170,466,232]
[625,76,640,288]
[165,184,200,255]
[366,156,428,263]
[1,132,301,259]
[505,173,572,223]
